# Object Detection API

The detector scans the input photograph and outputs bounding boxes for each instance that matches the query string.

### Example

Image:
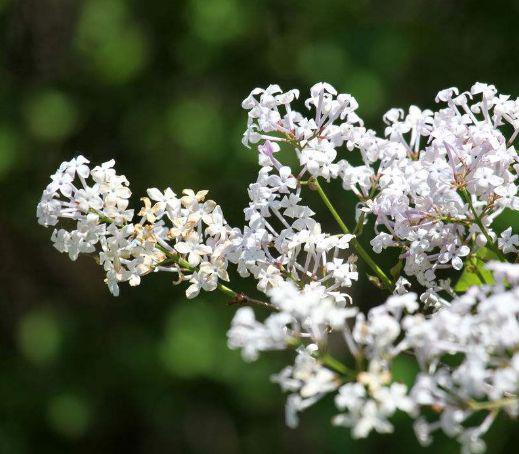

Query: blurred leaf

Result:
[188,0,248,45]
[454,247,496,292]
[158,303,222,378]
[454,270,483,293]
[228,356,280,411]
[390,259,403,280]
[493,208,519,234]
[92,27,149,84]
[47,393,91,438]
[370,32,411,76]
[76,0,128,41]
[0,0,9,13]
[0,424,27,454]
[175,37,219,74]
[0,125,19,178]
[297,42,350,85]
[166,98,224,156]
[391,355,419,388]
[22,90,78,142]
[17,309,62,365]
[343,70,385,118]
[76,0,149,84]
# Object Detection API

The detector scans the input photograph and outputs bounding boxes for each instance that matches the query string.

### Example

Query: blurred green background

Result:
[2,0,519,452]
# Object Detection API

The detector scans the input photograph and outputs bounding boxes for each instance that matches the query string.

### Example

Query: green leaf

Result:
[454,247,496,292]
[390,259,403,280]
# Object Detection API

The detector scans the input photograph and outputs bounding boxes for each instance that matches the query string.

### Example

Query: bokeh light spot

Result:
[22,90,78,142]
[158,303,221,378]
[75,0,149,84]
[343,70,386,118]
[166,99,224,157]
[47,393,91,438]
[17,309,62,365]
[297,42,350,85]
[188,0,248,45]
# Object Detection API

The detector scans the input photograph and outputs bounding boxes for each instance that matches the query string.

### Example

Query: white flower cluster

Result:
[242,82,519,294]
[37,156,237,297]
[233,282,519,452]
[406,281,519,452]
[38,82,519,452]
[229,281,358,362]
[234,165,357,296]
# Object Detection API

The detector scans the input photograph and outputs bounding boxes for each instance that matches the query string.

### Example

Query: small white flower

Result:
[498,227,519,254]
[174,232,212,267]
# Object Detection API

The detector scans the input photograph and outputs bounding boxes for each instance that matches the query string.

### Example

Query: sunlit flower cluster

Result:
[37,156,237,297]
[38,82,519,452]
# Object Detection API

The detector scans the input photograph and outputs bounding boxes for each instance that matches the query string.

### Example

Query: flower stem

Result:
[309,178,394,291]
[156,244,276,309]
[469,254,491,285]
[215,282,237,298]
[321,353,355,377]
[459,189,507,262]
[468,397,518,411]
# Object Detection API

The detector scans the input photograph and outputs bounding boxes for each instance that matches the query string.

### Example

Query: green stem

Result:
[459,189,507,262]
[468,397,518,411]
[310,178,394,291]
[353,183,378,237]
[469,255,490,285]
[93,209,276,309]
[215,283,237,298]
[353,212,365,236]
[156,244,278,310]
[156,244,192,270]
[473,265,488,285]
[321,353,355,377]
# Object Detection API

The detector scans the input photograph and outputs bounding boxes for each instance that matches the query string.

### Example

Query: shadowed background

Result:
[1,0,519,452]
